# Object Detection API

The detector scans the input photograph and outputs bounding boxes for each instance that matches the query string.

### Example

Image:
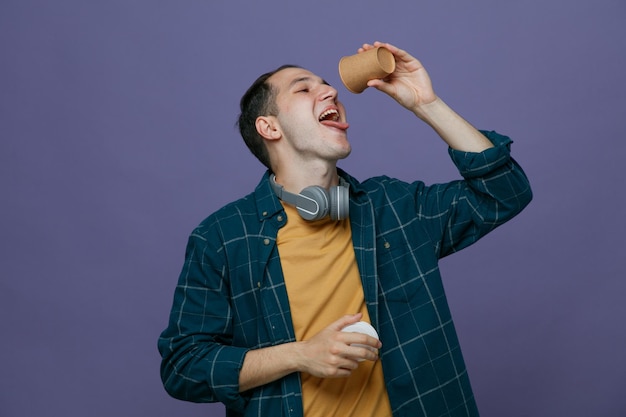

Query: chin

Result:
[337,147,352,160]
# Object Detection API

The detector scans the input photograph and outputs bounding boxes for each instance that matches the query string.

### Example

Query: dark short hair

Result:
[236,65,300,169]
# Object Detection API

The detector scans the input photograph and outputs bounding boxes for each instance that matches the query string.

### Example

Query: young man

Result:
[158,42,532,417]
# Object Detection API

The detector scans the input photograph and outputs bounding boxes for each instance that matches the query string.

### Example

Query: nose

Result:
[319,84,338,102]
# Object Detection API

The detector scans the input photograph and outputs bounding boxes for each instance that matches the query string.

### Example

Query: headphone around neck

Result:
[270,174,350,221]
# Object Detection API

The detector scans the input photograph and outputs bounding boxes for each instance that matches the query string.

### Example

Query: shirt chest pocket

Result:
[376,233,443,304]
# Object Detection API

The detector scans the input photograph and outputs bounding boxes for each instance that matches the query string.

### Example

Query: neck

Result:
[273,163,339,194]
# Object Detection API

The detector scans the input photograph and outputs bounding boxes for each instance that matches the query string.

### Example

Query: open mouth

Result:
[318,107,349,131]
[319,108,340,122]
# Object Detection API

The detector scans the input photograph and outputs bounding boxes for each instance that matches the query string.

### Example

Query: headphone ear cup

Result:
[298,186,329,221]
[329,185,350,221]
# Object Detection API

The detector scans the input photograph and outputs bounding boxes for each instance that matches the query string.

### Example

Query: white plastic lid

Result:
[341,321,379,339]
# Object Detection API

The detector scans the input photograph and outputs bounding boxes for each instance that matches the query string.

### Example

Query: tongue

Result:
[320,120,350,130]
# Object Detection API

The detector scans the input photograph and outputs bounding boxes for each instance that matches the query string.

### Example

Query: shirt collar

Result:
[254,170,286,222]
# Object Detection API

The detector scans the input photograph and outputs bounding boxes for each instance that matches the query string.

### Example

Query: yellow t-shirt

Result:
[277,203,392,417]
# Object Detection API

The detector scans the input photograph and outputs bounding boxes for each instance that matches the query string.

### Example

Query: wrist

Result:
[289,340,309,373]
[411,96,448,123]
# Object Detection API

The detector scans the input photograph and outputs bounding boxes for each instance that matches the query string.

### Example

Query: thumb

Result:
[329,313,363,332]
[367,78,397,98]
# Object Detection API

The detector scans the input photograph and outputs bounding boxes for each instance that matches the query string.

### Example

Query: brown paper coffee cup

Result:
[338,47,396,94]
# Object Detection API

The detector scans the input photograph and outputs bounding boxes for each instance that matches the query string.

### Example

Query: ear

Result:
[255,116,282,141]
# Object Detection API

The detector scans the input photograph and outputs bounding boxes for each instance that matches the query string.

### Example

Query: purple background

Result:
[1,1,625,416]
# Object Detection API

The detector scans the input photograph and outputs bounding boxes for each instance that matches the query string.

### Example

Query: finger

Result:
[332,368,353,378]
[344,343,379,362]
[320,362,354,378]
[364,41,392,55]
[343,332,382,349]
[329,313,363,331]
[373,41,397,53]
[341,359,361,371]
[367,78,395,97]
[337,356,361,371]
[374,42,417,65]
[323,354,360,377]
[371,41,397,57]
[353,346,380,362]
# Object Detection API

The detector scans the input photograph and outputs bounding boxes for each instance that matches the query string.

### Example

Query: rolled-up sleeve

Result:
[449,130,532,211]
[426,130,532,256]
[158,230,250,412]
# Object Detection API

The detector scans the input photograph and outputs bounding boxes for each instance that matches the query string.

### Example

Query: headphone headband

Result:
[270,174,349,221]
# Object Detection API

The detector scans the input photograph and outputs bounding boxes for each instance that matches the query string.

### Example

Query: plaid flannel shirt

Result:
[159,130,532,417]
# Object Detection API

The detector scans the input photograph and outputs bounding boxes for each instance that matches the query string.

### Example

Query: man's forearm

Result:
[239,342,301,392]
[238,314,381,392]
[413,97,494,153]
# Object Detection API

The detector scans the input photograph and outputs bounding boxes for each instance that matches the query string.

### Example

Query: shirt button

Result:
[384,242,391,249]
[277,215,283,222]
[262,211,268,216]
[263,238,270,245]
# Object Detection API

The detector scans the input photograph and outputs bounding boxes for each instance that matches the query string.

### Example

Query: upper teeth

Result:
[319,109,339,121]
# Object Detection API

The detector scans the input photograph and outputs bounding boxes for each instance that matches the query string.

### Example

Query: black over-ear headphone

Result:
[270,174,349,221]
